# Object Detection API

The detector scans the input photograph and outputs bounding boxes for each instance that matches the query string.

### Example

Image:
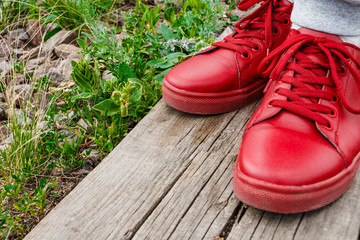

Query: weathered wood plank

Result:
[132,101,259,240]
[26,97,360,240]
[226,169,360,240]
[25,100,257,240]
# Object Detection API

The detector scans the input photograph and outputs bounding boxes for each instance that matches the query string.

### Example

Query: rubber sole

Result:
[233,152,360,213]
[162,78,267,115]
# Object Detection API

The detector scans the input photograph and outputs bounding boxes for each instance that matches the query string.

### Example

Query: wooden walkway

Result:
[25,100,360,240]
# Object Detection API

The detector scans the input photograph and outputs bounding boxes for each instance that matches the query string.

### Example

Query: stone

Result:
[42,30,76,54]
[77,118,90,131]
[215,27,234,42]
[56,101,66,108]
[115,32,129,44]
[9,28,29,42]
[0,60,10,78]
[26,56,47,73]
[0,40,12,59]
[33,63,52,80]
[0,93,5,102]
[57,53,82,80]
[54,44,82,59]
[101,70,114,81]
[47,68,65,86]
[87,149,100,162]
[5,84,50,108]
[20,46,42,61]
[5,108,23,123]
[73,168,90,176]
[0,103,8,121]
[26,20,44,46]
[51,167,62,176]
[0,125,9,138]
[13,48,25,57]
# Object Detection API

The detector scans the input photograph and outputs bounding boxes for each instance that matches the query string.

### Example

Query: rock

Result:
[77,118,90,131]
[230,8,244,18]
[215,27,234,42]
[0,125,9,138]
[33,63,52,80]
[0,60,10,78]
[0,103,8,121]
[51,167,62,176]
[47,68,65,86]
[56,101,66,108]
[73,168,90,176]
[87,149,100,162]
[26,56,47,73]
[115,32,129,44]
[42,30,76,54]
[9,28,29,42]
[5,84,50,108]
[57,53,82,80]
[0,93,5,102]
[0,40,12,59]
[83,159,95,170]
[101,70,114,81]
[26,20,44,46]
[5,108,23,123]
[20,46,42,61]
[13,48,25,57]
[54,44,81,59]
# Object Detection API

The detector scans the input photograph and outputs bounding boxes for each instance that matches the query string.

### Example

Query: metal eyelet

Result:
[267,100,274,107]
[273,27,280,36]
[328,108,337,118]
[252,44,261,52]
[338,65,346,76]
[331,95,339,104]
[282,18,290,26]
[323,122,333,131]
[241,52,250,59]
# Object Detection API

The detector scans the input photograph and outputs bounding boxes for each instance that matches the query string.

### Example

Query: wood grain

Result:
[25,99,360,240]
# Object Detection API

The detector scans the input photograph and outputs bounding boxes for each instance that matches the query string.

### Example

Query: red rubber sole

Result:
[233,152,360,213]
[162,78,267,115]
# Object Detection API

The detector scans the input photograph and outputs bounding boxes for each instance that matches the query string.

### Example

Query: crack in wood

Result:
[292,213,304,240]
[217,203,244,239]
[124,156,197,240]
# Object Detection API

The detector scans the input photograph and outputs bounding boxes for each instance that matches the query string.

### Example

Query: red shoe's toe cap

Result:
[165,48,239,93]
[238,113,345,186]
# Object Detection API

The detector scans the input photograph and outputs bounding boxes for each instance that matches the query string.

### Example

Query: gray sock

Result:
[291,0,360,47]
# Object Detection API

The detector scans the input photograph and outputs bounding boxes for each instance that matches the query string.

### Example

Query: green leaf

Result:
[146,33,158,44]
[164,7,176,25]
[147,58,167,68]
[166,52,186,62]
[93,99,122,116]
[71,92,93,102]
[77,38,88,50]
[129,86,143,103]
[117,63,136,82]
[44,25,62,42]
[154,68,171,83]
[160,24,175,41]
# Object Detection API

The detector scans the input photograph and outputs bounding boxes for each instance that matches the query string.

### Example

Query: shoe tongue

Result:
[297,27,343,43]
[295,28,343,77]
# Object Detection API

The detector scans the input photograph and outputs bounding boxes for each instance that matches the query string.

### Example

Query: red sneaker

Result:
[162,0,293,114]
[233,28,360,213]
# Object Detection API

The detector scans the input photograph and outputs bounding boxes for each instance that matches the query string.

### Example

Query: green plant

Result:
[0,0,39,31]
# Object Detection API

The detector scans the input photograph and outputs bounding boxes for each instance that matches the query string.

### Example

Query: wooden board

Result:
[25,100,360,240]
